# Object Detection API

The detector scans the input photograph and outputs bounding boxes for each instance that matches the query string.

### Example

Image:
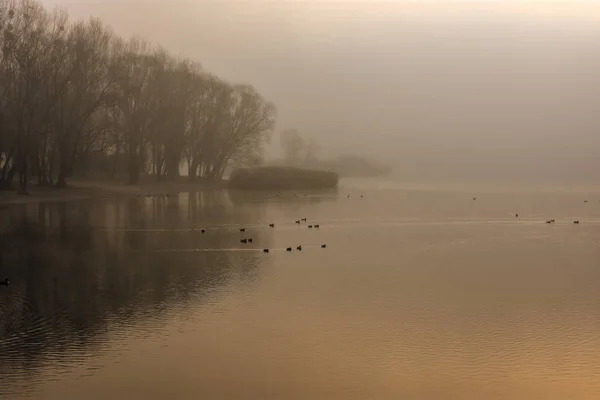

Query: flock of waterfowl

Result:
[259,218,326,253]
[188,217,327,254]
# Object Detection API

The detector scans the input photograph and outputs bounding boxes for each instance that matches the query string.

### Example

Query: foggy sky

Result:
[41,1,600,184]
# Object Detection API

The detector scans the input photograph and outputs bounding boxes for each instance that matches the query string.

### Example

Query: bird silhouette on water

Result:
[248,238,253,243]
[0,278,9,286]
[308,225,313,228]
[286,247,292,252]
[241,239,247,244]
[546,219,555,224]
[263,249,269,253]
[574,221,580,224]
[515,213,519,218]
[301,218,307,222]
[295,220,300,224]
[269,223,275,227]
[321,244,327,248]
[314,224,320,228]
[296,246,302,251]
[240,228,246,232]
[201,229,206,233]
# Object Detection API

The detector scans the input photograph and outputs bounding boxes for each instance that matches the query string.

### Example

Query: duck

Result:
[201,229,206,233]
[286,247,292,252]
[314,224,320,228]
[295,220,300,224]
[263,249,269,253]
[248,238,253,243]
[301,218,307,222]
[321,244,327,248]
[296,245,302,251]
[308,225,313,228]
[240,228,246,232]
[574,220,580,224]
[269,223,275,227]
[241,239,247,244]
[584,200,588,203]
[0,278,9,286]
[515,213,519,218]
[472,197,477,201]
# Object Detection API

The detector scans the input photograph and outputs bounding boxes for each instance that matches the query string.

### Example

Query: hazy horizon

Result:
[40,0,600,185]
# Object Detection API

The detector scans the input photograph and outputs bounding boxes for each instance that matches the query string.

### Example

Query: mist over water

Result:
[2,182,600,399]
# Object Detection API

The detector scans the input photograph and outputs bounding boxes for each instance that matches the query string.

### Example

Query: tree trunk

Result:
[111,142,120,179]
[128,154,140,185]
[188,158,198,181]
[56,164,67,188]
[18,158,29,195]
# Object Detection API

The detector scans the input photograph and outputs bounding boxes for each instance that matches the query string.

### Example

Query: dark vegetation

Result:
[0,0,275,194]
[229,167,339,190]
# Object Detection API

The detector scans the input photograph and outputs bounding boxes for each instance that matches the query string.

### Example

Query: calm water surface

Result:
[1,181,600,399]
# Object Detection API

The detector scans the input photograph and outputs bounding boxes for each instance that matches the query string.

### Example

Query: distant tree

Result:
[280,128,304,165]
[304,137,320,163]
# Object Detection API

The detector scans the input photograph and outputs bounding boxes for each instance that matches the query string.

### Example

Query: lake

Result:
[1,181,600,400]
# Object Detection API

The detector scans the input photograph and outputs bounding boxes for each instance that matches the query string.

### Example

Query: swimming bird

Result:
[0,278,9,286]
[360,195,364,198]
[301,218,307,222]
[201,229,206,233]
[472,197,477,201]
[515,213,519,218]
[269,223,275,227]
[321,244,327,248]
[296,245,302,251]
[240,228,246,232]
[248,238,253,243]
[241,239,247,244]
[574,221,580,224]
[295,220,300,224]
[584,200,588,203]
[308,225,313,228]
[263,249,269,253]
[286,247,292,252]
[314,224,320,228]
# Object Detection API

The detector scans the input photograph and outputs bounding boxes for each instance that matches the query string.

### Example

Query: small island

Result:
[228,167,339,190]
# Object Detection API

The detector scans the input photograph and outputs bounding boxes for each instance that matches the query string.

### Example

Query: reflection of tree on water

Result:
[0,195,268,397]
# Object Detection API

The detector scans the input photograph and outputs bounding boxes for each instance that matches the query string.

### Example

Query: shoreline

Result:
[0,179,225,206]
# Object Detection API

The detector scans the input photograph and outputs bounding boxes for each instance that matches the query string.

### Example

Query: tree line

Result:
[0,0,276,193]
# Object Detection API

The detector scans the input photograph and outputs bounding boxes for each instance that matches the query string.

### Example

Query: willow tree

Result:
[45,18,118,187]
